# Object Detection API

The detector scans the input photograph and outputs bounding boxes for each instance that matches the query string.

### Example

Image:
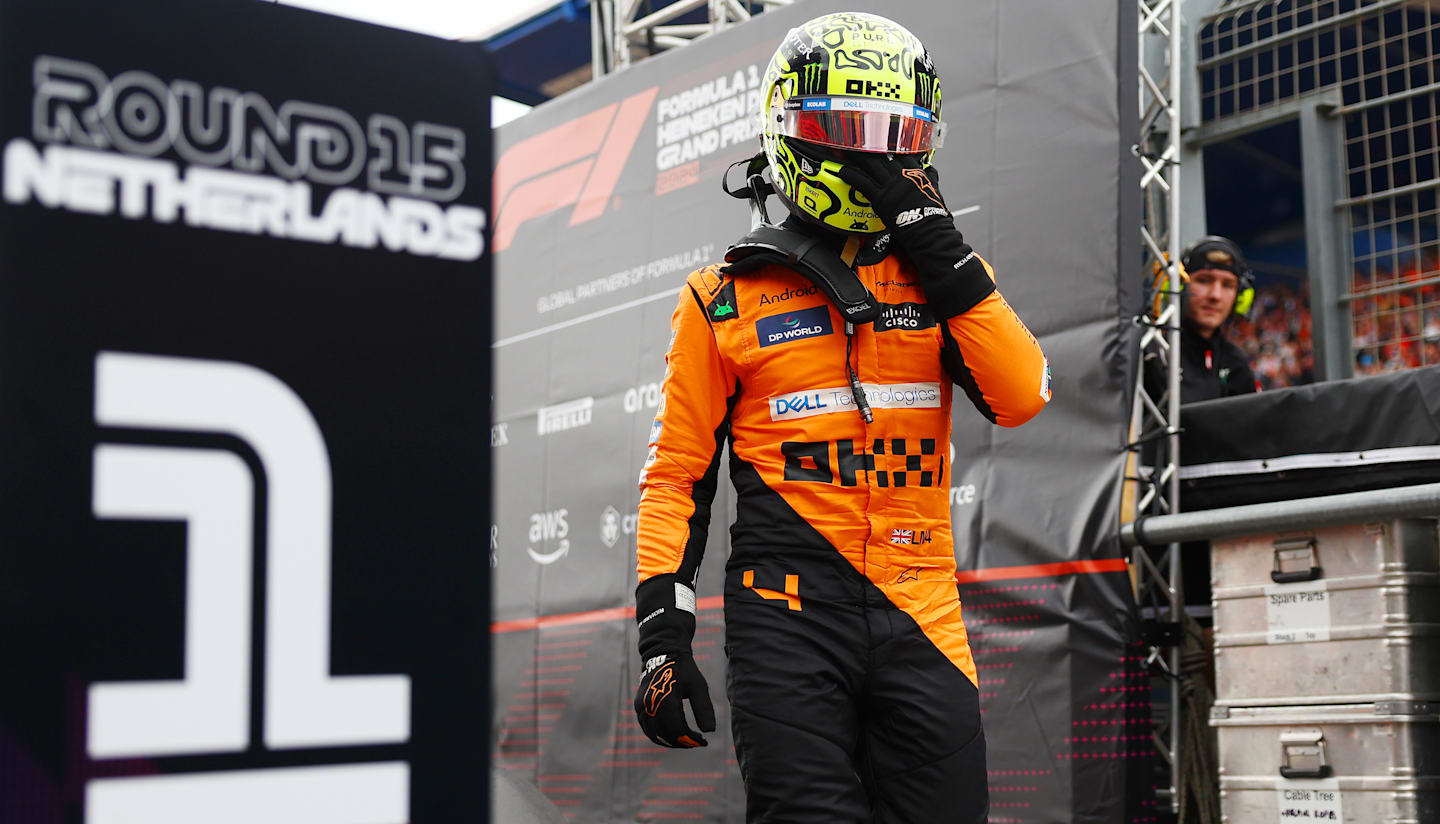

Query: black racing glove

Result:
[633,574,716,748]
[837,153,996,319]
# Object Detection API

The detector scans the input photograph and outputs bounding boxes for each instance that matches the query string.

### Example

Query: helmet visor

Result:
[779,96,945,154]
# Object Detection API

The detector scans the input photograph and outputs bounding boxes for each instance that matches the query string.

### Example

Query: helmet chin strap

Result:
[721,152,776,229]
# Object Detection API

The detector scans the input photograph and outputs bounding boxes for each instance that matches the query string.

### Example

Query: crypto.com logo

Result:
[492,87,657,253]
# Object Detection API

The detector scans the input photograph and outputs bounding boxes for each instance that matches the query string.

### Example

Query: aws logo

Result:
[493,87,659,253]
[527,508,570,565]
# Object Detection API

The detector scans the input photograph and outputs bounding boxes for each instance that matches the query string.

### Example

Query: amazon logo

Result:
[492,87,659,253]
[526,508,570,565]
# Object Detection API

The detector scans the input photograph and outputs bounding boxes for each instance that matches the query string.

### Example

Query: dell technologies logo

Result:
[769,383,942,421]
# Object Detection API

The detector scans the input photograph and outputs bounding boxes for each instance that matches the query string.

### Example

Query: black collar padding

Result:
[721,224,880,324]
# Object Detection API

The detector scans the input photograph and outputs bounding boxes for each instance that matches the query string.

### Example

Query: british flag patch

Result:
[890,529,913,545]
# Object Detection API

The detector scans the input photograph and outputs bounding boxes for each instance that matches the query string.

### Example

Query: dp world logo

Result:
[756,305,832,348]
[600,505,621,548]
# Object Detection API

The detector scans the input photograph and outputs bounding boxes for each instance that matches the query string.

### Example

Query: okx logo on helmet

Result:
[760,12,944,234]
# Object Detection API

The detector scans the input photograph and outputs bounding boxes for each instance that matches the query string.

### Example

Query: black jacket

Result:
[1144,321,1258,406]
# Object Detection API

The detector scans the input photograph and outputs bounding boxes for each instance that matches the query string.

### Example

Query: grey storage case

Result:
[1212,702,1440,823]
[1211,519,1440,706]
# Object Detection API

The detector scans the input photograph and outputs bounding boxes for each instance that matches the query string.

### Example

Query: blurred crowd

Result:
[1350,269,1440,375]
[1225,270,1440,387]
[1225,280,1314,389]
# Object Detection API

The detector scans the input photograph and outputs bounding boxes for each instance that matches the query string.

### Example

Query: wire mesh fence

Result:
[1201,0,1440,375]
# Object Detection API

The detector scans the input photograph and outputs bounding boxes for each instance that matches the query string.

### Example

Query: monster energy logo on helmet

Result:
[802,61,824,94]
[760,12,943,236]
[915,73,937,111]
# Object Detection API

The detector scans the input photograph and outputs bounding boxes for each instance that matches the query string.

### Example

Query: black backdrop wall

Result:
[0,2,492,822]
[491,1,1146,822]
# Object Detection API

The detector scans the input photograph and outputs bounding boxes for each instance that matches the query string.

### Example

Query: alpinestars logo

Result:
[5,57,484,260]
[902,167,944,207]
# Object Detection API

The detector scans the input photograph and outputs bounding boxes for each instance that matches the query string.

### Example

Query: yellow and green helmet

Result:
[760,12,944,234]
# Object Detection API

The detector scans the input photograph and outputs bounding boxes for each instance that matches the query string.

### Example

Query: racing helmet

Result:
[760,12,944,234]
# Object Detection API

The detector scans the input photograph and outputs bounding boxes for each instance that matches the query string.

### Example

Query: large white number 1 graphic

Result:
[90,445,254,757]
[86,352,409,824]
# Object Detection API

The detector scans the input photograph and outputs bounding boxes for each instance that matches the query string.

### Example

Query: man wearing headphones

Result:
[1151,235,1259,404]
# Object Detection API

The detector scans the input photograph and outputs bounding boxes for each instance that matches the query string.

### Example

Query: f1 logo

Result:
[492,86,658,252]
[86,352,409,824]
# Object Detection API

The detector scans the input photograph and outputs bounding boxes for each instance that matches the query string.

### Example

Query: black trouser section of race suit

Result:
[723,548,987,824]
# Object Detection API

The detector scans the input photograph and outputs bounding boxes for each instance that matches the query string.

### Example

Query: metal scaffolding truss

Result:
[1131,0,1187,815]
[591,0,793,78]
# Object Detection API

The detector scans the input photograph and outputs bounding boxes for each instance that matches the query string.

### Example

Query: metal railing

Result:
[591,0,793,78]
[1122,482,1440,546]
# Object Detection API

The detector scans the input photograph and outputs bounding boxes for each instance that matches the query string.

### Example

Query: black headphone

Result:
[1181,235,1256,318]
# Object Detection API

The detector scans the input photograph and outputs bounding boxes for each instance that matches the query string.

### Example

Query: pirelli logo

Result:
[768,382,941,421]
[537,397,594,435]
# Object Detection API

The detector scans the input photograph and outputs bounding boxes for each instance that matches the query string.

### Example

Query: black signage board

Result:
[0,2,491,822]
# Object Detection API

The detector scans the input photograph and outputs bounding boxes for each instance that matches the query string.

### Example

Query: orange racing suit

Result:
[636,246,1049,822]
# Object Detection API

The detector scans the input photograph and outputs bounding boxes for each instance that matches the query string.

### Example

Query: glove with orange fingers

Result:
[633,575,716,748]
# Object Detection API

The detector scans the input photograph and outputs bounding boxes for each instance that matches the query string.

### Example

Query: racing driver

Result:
[632,12,1051,822]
